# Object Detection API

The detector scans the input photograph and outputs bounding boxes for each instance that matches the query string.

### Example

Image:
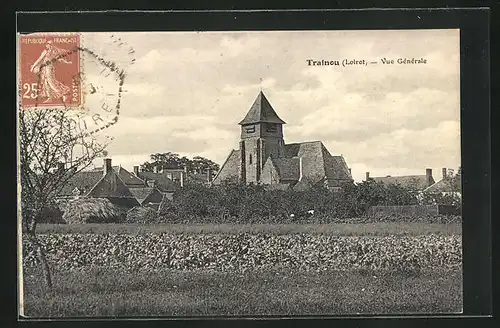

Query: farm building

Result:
[365,167,461,196]
[131,165,214,188]
[364,169,436,191]
[423,168,462,197]
[212,91,354,190]
[58,158,171,210]
[58,157,216,211]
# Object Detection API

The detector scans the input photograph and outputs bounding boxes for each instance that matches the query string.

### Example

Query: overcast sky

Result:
[79,30,460,182]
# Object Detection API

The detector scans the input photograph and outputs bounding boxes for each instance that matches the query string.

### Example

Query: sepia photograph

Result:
[17,29,462,317]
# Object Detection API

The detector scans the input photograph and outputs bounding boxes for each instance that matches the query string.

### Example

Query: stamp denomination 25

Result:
[18,32,136,138]
[19,33,82,109]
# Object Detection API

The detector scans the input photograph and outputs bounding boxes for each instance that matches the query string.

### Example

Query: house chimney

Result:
[207,168,212,183]
[103,158,112,175]
[365,172,370,181]
[147,180,156,188]
[133,165,140,176]
[442,168,447,180]
[426,168,433,186]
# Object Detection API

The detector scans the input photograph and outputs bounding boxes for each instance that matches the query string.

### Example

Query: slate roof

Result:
[326,154,353,181]
[114,166,145,187]
[239,91,286,125]
[136,171,178,192]
[212,149,241,184]
[371,175,433,190]
[59,171,104,196]
[284,141,353,186]
[60,165,147,196]
[87,170,139,200]
[128,187,156,204]
[143,188,165,205]
[272,157,300,181]
[213,140,353,189]
[91,165,145,187]
[424,176,461,193]
[57,163,173,208]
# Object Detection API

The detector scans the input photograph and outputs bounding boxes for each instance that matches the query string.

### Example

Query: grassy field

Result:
[33,222,462,236]
[21,267,462,317]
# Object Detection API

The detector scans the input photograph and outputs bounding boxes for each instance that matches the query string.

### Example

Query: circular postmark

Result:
[18,33,136,139]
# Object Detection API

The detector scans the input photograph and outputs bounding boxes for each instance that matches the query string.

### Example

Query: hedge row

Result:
[23,233,462,272]
[156,181,461,223]
[152,181,461,224]
[40,201,462,225]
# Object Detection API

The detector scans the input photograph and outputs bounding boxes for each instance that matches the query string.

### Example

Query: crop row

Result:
[22,233,462,272]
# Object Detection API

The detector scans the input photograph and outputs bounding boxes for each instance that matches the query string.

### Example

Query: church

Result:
[212,91,354,191]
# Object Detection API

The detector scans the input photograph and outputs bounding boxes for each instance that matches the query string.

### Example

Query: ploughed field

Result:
[21,222,462,317]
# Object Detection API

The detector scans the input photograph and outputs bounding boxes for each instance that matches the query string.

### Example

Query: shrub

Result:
[420,192,462,213]
[38,201,65,224]
[125,206,158,224]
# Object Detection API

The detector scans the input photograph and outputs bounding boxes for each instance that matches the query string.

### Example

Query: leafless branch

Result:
[19,106,111,290]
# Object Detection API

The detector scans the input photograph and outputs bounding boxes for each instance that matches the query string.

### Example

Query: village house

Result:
[135,165,213,188]
[365,168,461,197]
[58,158,170,210]
[58,158,215,210]
[211,91,354,190]
[364,168,436,191]
[365,167,461,215]
[423,168,462,197]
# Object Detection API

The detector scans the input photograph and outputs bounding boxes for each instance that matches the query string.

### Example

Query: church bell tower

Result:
[238,91,286,183]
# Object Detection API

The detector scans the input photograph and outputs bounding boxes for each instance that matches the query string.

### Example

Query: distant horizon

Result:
[87,148,460,184]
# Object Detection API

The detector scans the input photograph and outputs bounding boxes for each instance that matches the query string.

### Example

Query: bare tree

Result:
[18,106,110,291]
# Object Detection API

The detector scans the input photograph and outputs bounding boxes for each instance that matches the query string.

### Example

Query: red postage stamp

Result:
[18,33,82,109]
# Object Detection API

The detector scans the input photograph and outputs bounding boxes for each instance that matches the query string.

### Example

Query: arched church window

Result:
[249,154,253,164]
[245,125,255,133]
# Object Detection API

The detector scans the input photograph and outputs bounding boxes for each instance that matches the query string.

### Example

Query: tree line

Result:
[140,152,220,176]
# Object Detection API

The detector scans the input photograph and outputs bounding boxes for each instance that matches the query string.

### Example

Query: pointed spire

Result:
[238,91,286,125]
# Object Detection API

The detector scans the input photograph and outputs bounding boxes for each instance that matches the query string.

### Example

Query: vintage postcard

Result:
[17,30,461,317]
